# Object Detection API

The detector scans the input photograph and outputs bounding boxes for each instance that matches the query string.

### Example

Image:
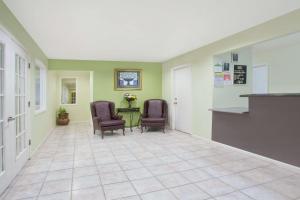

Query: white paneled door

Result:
[0,30,30,194]
[253,65,268,94]
[173,66,192,134]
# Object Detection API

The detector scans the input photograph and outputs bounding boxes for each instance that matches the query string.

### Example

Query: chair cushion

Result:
[95,102,111,121]
[100,120,125,127]
[148,100,163,118]
[142,118,165,123]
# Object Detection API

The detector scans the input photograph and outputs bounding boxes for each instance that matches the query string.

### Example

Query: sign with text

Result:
[234,65,247,84]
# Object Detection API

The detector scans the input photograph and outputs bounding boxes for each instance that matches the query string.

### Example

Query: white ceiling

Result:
[3,0,300,62]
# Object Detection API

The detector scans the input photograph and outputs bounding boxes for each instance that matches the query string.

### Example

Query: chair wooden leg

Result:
[111,130,113,134]
[123,128,125,136]
[101,130,104,139]
[93,129,95,134]
[141,125,143,133]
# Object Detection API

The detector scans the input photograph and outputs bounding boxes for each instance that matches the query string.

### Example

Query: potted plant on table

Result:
[56,107,70,125]
[124,93,137,108]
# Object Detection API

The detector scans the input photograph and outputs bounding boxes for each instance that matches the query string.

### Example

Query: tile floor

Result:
[1,123,300,200]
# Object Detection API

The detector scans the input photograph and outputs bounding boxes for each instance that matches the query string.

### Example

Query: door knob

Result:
[7,116,16,122]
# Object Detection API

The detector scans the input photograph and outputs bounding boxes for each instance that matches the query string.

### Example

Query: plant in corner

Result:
[56,107,70,125]
[124,93,137,108]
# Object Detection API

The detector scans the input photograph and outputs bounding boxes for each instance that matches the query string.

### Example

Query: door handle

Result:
[7,116,16,122]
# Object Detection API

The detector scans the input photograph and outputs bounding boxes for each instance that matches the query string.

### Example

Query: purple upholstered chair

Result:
[141,99,168,133]
[90,101,125,139]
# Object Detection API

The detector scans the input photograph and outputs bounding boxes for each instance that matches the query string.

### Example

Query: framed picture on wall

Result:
[114,69,142,90]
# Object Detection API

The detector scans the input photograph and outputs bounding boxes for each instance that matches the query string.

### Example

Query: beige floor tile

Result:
[14,172,47,186]
[264,174,300,199]
[73,166,98,178]
[40,179,72,195]
[103,182,137,200]
[180,168,212,182]
[119,160,143,170]
[72,175,101,190]
[3,123,300,200]
[4,183,43,200]
[72,187,105,200]
[100,171,128,185]
[98,163,122,174]
[38,191,71,200]
[141,190,177,200]
[195,178,235,197]
[147,164,175,175]
[170,184,210,200]
[219,174,257,189]
[45,169,72,182]
[242,185,290,200]
[215,191,253,200]
[125,168,153,180]
[132,177,164,194]
[157,173,190,188]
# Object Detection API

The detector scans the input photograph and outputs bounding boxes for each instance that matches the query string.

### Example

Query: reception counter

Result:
[211,93,300,167]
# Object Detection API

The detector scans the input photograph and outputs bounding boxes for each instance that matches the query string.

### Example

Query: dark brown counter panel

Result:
[212,95,300,167]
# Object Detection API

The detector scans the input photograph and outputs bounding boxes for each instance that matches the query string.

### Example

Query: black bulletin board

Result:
[234,65,247,84]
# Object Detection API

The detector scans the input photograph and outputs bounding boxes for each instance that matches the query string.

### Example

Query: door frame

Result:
[0,27,31,194]
[252,64,269,94]
[171,64,192,133]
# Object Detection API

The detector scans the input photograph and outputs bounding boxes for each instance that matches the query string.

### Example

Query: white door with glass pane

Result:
[0,30,30,194]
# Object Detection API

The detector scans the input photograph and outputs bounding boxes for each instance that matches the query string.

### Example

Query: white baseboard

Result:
[69,120,89,124]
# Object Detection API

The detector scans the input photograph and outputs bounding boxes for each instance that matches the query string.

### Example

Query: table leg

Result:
[130,112,133,132]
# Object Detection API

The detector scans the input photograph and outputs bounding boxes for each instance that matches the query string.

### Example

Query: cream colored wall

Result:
[213,47,252,108]
[253,42,300,93]
[162,9,300,139]
[55,71,91,122]
[32,70,58,152]
[0,1,58,152]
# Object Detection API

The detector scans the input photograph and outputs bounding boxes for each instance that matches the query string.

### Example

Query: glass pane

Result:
[61,78,76,104]
[21,115,25,132]
[0,96,3,120]
[0,70,3,95]
[15,96,19,115]
[0,148,3,172]
[21,58,25,76]
[35,67,41,110]
[0,122,3,147]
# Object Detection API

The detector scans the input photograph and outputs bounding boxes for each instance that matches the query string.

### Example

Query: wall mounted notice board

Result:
[234,65,247,84]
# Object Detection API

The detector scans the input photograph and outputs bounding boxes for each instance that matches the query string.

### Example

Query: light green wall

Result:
[49,60,162,125]
[0,1,57,152]
[163,9,300,139]
[55,71,91,122]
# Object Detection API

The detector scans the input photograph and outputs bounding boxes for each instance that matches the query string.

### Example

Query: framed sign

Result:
[234,65,247,84]
[114,69,142,90]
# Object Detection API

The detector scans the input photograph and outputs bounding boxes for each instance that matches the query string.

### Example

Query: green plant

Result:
[57,107,67,116]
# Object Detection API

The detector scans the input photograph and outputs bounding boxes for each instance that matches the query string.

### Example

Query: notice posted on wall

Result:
[214,72,224,87]
[223,72,232,86]
[234,65,247,84]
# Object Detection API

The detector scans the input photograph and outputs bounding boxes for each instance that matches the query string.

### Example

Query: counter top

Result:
[240,93,300,97]
[209,107,249,114]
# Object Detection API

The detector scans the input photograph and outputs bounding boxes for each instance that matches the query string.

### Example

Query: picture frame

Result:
[231,53,239,62]
[114,69,142,90]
